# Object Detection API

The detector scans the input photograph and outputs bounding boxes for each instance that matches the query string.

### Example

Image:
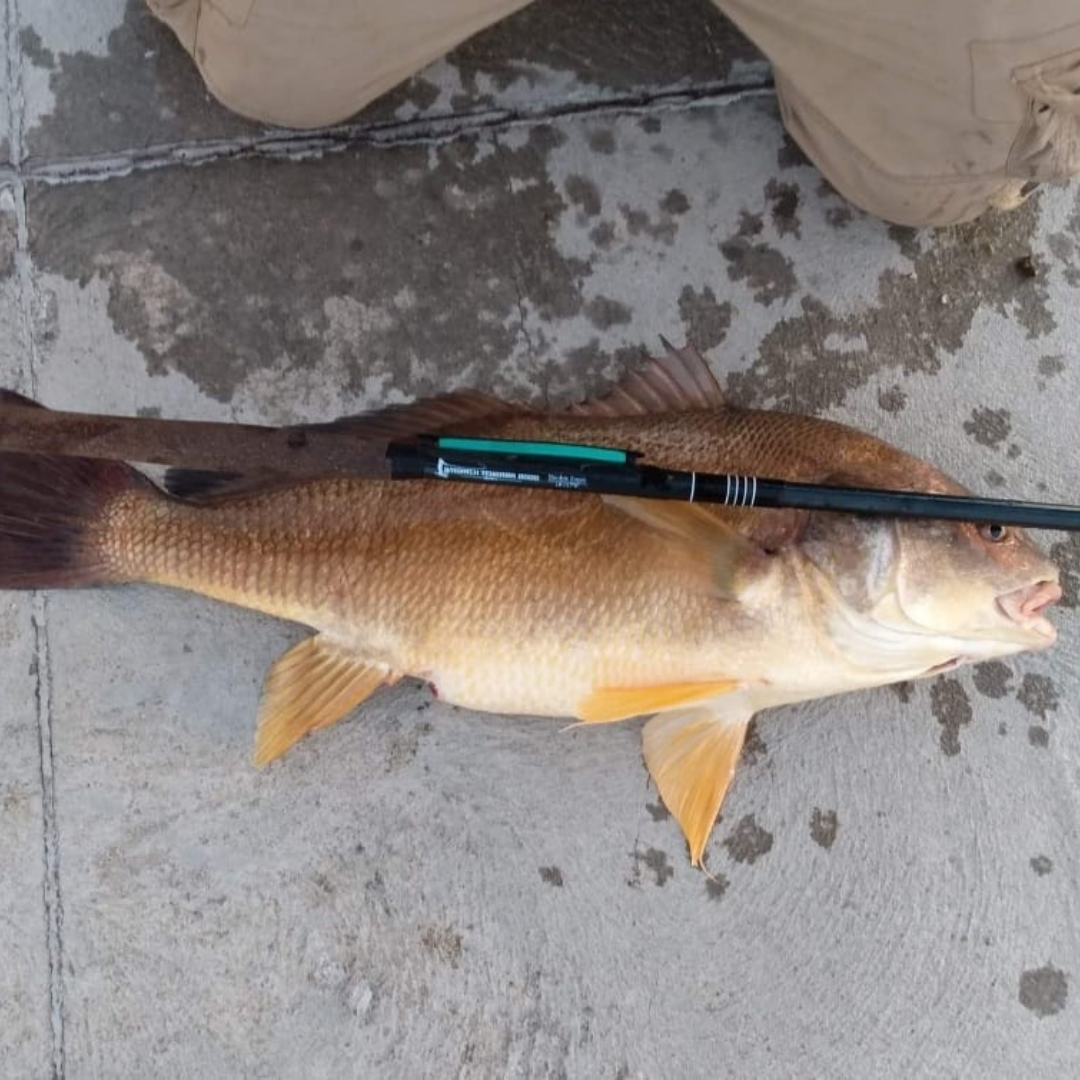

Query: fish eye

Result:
[979,523,1009,543]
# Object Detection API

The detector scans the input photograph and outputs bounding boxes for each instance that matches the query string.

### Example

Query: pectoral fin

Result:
[578,679,740,723]
[602,496,766,599]
[254,635,396,766]
[642,707,751,867]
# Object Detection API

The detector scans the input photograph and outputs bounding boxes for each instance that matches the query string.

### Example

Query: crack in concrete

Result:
[31,600,65,1080]
[6,77,774,187]
[9,4,65,1073]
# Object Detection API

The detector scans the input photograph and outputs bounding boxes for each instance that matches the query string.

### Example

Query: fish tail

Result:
[0,391,156,589]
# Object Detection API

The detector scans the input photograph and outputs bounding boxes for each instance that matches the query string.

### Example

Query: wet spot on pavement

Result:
[1018,965,1068,1017]
[723,814,773,864]
[930,677,972,757]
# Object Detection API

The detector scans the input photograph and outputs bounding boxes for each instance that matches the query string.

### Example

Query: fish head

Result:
[888,516,1060,655]
[798,505,1060,676]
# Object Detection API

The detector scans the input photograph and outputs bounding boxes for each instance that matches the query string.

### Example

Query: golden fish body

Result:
[0,345,1061,866]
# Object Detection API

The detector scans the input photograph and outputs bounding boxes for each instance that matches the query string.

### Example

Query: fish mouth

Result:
[995,579,1061,646]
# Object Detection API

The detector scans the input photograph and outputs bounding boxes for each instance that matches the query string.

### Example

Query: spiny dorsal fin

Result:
[568,338,726,417]
[577,679,740,723]
[254,635,397,765]
[642,706,751,867]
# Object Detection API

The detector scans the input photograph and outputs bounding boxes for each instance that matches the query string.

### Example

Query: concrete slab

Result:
[19,0,763,164]
[0,184,53,1077]
[19,87,1080,1076]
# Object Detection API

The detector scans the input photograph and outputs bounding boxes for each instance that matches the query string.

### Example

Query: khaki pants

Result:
[148,0,1080,226]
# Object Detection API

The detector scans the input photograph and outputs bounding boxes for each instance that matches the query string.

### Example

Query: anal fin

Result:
[642,707,751,867]
[254,635,396,765]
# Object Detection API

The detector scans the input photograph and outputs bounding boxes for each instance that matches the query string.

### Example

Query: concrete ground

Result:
[0,1,1077,1077]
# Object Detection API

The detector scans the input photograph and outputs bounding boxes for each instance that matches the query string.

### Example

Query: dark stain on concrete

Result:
[420,925,463,968]
[30,124,590,402]
[539,865,564,887]
[552,340,643,407]
[765,179,800,238]
[963,406,1010,447]
[741,719,768,765]
[1050,534,1080,608]
[1028,725,1050,748]
[877,385,907,413]
[723,814,773,864]
[826,205,854,228]
[777,131,811,169]
[930,677,972,757]
[677,285,733,351]
[736,209,763,238]
[1030,855,1053,876]
[1017,673,1059,721]
[587,128,617,155]
[724,202,1056,413]
[704,874,730,900]
[1018,965,1069,1017]
[620,204,676,244]
[719,237,797,306]
[1038,354,1066,378]
[24,0,263,161]
[589,220,617,249]
[810,808,839,850]
[964,407,1012,448]
[973,661,1012,699]
[891,681,914,705]
[646,801,670,822]
[661,189,691,216]
[634,846,674,886]
[565,175,602,217]
[19,26,55,68]
[585,295,632,329]
[0,209,18,279]
[640,115,662,134]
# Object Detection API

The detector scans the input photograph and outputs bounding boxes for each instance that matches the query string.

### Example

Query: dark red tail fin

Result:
[0,390,153,589]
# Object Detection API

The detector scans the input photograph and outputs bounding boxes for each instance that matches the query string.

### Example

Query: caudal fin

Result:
[0,390,153,589]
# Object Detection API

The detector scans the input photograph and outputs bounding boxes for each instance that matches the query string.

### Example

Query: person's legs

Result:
[715,0,1080,226]
[147,0,533,129]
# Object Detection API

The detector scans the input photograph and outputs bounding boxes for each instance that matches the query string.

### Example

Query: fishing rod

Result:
[2,394,1079,531]
[387,435,1080,532]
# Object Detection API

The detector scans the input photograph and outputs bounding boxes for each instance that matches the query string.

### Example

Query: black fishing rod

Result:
[387,435,1080,532]
[2,393,1078,531]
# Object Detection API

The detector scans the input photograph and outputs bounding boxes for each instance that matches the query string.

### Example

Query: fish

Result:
[0,344,1061,867]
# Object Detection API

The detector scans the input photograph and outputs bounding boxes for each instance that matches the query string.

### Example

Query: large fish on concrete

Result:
[0,346,1061,866]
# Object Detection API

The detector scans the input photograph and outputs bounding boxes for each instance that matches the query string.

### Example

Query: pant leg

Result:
[713,0,1080,226]
[146,0,533,129]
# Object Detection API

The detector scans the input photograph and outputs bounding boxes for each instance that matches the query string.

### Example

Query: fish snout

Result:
[996,579,1062,644]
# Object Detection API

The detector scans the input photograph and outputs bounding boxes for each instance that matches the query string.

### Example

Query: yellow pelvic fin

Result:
[254,635,395,766]
[642,707,751,867]
[577,679,739,723]
[602,496,764,598]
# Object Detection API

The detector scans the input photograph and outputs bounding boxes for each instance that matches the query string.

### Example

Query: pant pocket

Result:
[1008,46,1080,181]
[971,23,1080,183]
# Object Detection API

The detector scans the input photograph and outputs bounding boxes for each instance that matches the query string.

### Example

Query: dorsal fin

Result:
[568,338,726,417]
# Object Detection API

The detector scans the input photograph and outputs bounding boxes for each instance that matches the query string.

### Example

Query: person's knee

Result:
[146,0,533,129]
[717,1,1080,226]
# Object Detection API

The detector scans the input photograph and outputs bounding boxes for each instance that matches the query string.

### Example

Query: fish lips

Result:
[995,579,1062,647]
